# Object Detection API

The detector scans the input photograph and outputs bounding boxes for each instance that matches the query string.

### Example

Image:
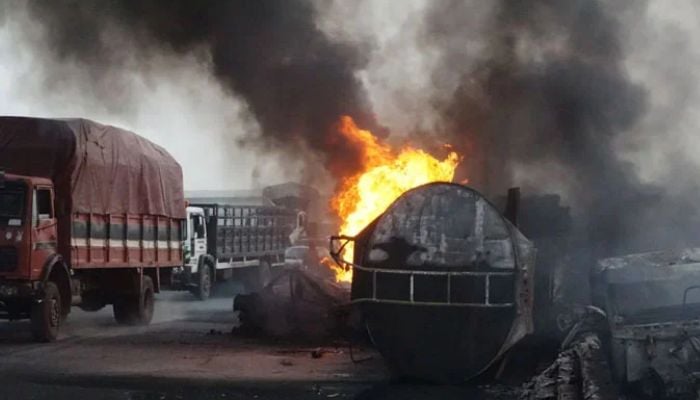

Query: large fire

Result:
[329,116,461,282]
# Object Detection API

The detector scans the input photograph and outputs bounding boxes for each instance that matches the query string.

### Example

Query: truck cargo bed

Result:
[194,204,296,262]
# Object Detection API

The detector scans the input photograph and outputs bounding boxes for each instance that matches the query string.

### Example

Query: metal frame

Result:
[330,235,515,308]
[191,203,296,259]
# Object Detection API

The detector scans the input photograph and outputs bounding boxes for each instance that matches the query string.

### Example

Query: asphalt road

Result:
[0,289,518,400]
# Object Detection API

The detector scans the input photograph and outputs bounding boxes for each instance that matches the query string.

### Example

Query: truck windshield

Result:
[0,188,25,219]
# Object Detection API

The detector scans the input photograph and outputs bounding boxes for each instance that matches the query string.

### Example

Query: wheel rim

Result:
[49,298,60,328]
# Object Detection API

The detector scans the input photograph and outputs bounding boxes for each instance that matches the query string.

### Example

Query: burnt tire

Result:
[194,263,213,301]
[30,281,62,342]
[113,276,155,326]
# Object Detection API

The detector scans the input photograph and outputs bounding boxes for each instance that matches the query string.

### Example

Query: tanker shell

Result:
[350,182,536,382]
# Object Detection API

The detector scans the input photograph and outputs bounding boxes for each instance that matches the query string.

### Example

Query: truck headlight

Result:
[0,285,18,297]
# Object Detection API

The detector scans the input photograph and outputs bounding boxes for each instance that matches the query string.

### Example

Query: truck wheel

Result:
[195,264,213,301]
[113,276,155,325]
[30,282,62,342]
[136,276,155,325]
[113,298,135,325]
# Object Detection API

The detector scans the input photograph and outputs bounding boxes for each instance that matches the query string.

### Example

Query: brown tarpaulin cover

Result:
[0,116,185,219]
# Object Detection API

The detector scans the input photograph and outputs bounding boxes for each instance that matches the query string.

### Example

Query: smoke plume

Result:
[424,0,700,256]
[22,0,384,182]
[8,0,700,257]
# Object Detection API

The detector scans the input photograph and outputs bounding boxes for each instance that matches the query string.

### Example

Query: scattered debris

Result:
[592,248,700,398]
[521,307,617,400]
[234,268,350,338]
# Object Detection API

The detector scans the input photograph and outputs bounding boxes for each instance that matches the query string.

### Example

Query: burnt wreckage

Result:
[333,183,537,381]
[331,182,700,398]
[592,249,700,398]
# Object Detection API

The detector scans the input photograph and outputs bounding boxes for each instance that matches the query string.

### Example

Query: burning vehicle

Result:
[332,182,536,382]
[592,248,700,398]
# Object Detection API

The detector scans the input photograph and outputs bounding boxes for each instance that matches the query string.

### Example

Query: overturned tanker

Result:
[332,183,536,382]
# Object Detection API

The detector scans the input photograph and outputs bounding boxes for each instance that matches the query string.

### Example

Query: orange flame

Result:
[329,116,461,282]
[321,256,353,283]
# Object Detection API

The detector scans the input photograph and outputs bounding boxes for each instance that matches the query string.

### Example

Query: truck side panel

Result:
[71,213,182,269]
[196,205,294,262]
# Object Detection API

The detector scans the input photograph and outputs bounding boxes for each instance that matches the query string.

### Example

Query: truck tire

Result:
[30,281,62,342]
[113,276,155,325]
[112,298,134,325]
[194,263,213,301]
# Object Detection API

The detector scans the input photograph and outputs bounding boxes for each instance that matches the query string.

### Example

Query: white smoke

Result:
[0,2,294,191]
[619,1,700,189]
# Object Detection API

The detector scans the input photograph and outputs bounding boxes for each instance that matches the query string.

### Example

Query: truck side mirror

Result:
[36,218,56,230]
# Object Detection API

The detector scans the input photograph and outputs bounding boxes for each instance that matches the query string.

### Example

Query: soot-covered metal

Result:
[346,182,535,382]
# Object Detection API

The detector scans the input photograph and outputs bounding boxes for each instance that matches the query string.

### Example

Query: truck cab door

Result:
[190,214,207,261]
[31,186,57,278]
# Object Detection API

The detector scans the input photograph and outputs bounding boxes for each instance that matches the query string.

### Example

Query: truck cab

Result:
[174,206,214,300]
[0,171,70,340]
[183,206,207,270]
[0,171,60,293]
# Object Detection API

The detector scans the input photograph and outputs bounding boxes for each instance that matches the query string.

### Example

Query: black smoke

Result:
[426,0,700,257]
[24,0,384,181]
[20,0,700,257]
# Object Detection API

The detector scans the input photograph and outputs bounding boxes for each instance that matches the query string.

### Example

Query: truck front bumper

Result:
[0,279,40,319]
[172,266,197,289]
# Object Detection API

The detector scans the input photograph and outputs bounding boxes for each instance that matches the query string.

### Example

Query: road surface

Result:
[0,289,384,398]
[0,290,518,399]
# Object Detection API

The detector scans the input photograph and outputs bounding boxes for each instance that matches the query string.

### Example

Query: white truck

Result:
[173,204,298,300]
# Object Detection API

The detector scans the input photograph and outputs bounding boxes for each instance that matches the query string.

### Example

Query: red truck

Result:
[0,116,186,341]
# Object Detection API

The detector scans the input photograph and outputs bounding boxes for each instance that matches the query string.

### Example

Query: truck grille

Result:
[0,247,18,272]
